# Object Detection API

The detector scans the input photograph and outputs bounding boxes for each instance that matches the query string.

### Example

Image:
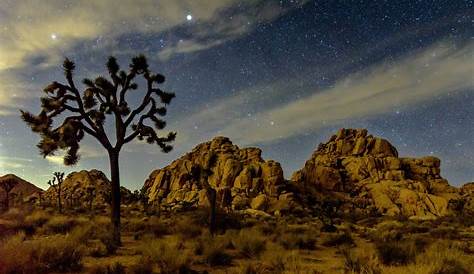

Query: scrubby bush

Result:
[341,247,381,274]
[204,244,233,266]
[86,262,126,274]
[278,232,317,250]
[375,240,419,265]
[416,241,473,274]
[140,237,192,273]
[0,232,84,273]
[322,231,354,247]
[41,216,78,234]
[232,229,266,258]
[24,210,50,227]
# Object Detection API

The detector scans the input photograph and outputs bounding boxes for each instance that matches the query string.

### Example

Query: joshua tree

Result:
[86,185,95,212]
[48,172,65,213]
[21,55,176,244]
[190,165,217,235]
[0,179,18,211]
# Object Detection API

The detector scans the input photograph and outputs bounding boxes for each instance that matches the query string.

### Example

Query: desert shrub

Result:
[416,241,473,274]
[87,240,108,257]
[24,210,50,227]
[259,245,306,273]
[127,260,154,274]
[98,232,120,255]
[0,232,84,273]
[140,237,192,274]
[341,247,381,274]
[429,226,460,239]
[173,216,202,239]
[125,216,170,239]
[371,220,404,242]
[375,240,419,265]
[41,216,77,234]
[193,233,233,266]
[204,244,233,266]
[254,222,278,236]
[236,262,268,274]
[232,229,266,258]
[322,231,354,247]
[278,232,317,250]
[86,262,126,274]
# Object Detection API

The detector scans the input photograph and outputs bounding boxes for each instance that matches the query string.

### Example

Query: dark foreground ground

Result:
[0,205,473,274]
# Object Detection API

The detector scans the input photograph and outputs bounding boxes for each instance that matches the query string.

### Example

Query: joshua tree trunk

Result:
[207,188,217,236]
[109,150,121,245]
[57,187,62,213]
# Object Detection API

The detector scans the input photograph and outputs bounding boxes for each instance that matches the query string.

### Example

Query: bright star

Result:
[186,14,192,21]
[51,33,57,40]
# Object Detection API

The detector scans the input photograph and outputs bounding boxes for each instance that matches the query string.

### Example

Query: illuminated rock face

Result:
[43,169,133,208]
[143,136,294,213]
[292,128,460,219]
[144,129,470,218]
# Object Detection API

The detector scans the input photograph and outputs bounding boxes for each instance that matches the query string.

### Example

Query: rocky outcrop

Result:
[0,174,43,206]
[44,169,133,209]
[143,137,298,214]
[292,128,461,219]
[460,182,474,216]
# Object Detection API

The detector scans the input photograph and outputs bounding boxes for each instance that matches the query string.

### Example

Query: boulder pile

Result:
[143,136,300,214]
[292,128,460,218]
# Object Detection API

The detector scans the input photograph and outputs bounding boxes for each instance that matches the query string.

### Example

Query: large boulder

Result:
[143,136,289,213]
[292,128,462,219]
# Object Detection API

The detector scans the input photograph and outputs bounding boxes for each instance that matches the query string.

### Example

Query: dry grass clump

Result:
[232,229,266,258]
[278,232,317,250]
[86,262,126,274]
[139,236,193,273]
[24,210,51,227]
[39,215,79,234]
[0,232,84,273]
[375,240,420,265]
[341,247,381,274]
[124,216,170,239]
[415,241,473,274]
[322,230,354,247]
[192,233,233,266]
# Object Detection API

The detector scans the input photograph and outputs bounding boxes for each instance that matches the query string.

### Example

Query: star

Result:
[186,14,193,21]
[50,33,57,40]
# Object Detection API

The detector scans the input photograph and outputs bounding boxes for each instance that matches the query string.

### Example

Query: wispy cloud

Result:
[0,0,242,70]
[173,41,474,145]
[45,143,104,165]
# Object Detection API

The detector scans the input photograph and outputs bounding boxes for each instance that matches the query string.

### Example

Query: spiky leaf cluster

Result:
[21,55,177,166]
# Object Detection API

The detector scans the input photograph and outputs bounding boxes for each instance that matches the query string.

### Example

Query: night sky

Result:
[0,1,472,190]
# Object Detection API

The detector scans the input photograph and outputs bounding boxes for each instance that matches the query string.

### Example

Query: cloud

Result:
[0,0,301,70]
[174,41,474,145]
[0,156,32,171]
[157,1,306,61]
[45,143,104,165]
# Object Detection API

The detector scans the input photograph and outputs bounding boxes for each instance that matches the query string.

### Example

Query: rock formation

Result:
[44,169,133,209]
[143,137,299,214]
[292,128,461,219]
[460,182,474,216]
[0,174,43,207]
